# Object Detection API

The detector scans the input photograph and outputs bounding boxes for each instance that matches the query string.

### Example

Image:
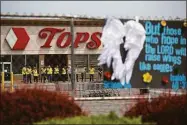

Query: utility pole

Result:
[70,18,75,96]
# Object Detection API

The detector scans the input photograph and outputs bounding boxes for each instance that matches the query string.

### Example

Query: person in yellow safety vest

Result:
[62,66,67,82]
[80,67,86,82]
[41,67,47,83]
[67,66,71,82]
[26,66,32,84]
[75,65,79,82]
[22,66,27,83]
[54,65,59,83]
[89,66,95,82]
[33,67,39,83]
[25,66,29,84]
[47,65,53,83]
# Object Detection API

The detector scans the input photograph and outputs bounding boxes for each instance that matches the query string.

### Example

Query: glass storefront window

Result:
[0,55,11,62]
[75,55,88,68]
[26,55,39,69]
[12,55,25,74]
[89,54,99,68]
[45,54,67,68]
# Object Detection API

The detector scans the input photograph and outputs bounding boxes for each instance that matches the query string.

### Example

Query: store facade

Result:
[0,16,104,81]
[2,15,186,90]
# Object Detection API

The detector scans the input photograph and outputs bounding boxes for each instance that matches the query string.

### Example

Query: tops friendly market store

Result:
[0,14,186,90]
[0,14,104,82]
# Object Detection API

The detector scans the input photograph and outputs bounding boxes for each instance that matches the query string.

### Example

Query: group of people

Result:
[67,65,103,82]
[21,66,39,84]
[40,65,67,83]
[22,65,103,84]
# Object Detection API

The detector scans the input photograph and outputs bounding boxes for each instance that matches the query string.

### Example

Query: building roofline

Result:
[0,13,186,26]
[1,12,186,21]
[0,13,104,21]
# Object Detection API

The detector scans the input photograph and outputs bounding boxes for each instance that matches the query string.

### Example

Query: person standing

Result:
[33,67,39,83]
[67,66,71,82]
[98,66,103,81]
[25,66,29,84]
[26,66,32,84]
[46,66,49,83]
[75,66,79,82]
[47,65,53,83]
[22,66,26,83]
[40,66,46,83]
[62,66,67,82]
[80,67,86,82]
[84,67,87,82]
[89,66,95,82]
[54,65,59,83]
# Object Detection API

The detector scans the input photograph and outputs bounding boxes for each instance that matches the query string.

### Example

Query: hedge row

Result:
[0,88,84,125]
[125,93,187,125]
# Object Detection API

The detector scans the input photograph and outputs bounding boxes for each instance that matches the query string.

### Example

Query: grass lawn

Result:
[35,112,143,124]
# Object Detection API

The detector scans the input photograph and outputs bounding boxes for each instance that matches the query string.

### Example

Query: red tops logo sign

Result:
[5,28,30,50]
[5,27,102,50]
[39,28,102,49]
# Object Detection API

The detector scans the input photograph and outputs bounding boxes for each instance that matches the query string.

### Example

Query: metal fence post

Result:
[70,18,75,96]
[148,87,151,102]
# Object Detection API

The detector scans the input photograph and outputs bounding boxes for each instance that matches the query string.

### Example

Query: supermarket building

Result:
[0,14,104,81]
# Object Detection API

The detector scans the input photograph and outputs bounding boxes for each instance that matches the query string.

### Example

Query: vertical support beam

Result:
[10,56,13,92]
[10,72,14,92]
[87,54,90,81]
[87,55,90,71]
[10,55,12,72]
[25,55,27,66]
[1,72,4,92]
[70,18,75,96]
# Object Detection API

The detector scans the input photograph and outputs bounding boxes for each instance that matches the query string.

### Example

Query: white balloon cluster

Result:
[98,17,146,86]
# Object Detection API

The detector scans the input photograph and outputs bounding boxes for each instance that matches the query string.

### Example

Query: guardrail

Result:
[1,72,14,92]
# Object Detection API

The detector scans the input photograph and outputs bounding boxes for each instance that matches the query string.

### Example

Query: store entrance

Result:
[44,54,68,68]
[0,62,11,82]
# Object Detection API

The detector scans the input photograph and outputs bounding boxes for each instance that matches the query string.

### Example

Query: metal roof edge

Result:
[1,12,186,21]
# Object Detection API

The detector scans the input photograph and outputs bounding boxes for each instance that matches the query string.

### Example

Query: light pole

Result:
[70,18,75,96]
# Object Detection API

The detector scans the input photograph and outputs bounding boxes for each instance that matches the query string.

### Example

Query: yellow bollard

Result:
[10,72,14,92]
[1,72,5,92]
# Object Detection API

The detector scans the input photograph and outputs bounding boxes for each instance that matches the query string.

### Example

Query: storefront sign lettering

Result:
[38,28,102,49]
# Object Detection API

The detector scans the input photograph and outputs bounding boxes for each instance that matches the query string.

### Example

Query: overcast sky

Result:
[1,1,186,19]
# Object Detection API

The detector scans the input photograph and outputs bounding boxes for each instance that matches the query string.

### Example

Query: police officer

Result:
[26,66,32,84]
[89,66,95,82]
[54,65,59,83]
[33,67,39,83]
[62,66,67,82]
[67,66,71,82]
[98,66,103,81]
[75,66,79,82]
[47,65,53,83]
[41,66,46,83]
[80,67,86,82]
[22,66,26,83]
